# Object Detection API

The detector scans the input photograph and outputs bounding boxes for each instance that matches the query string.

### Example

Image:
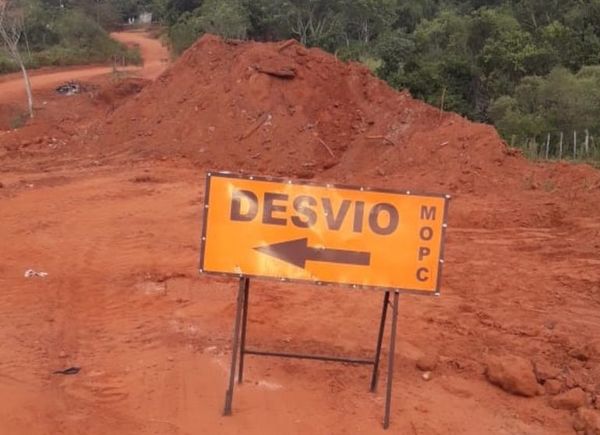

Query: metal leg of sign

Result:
[223,276,248,416]
[383,291,400,430]
[370,291,390,392]
[238,278,250,384]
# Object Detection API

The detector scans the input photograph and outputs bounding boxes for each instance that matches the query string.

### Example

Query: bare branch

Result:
[0,0,34,118]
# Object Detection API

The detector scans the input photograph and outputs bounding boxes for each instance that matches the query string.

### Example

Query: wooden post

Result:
[439,87,446,119]
[545,133,550,160]
[559,132,563,159]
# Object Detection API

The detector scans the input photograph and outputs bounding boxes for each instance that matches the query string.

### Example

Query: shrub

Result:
[0,53,17,74]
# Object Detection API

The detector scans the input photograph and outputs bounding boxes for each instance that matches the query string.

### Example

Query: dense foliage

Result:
[154,0,600,161]
[0,0,141,75]
[3,0,600,161]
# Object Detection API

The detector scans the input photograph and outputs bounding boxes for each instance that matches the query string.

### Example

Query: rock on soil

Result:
[582,341,600,362]
[550,388,588,410]
[485,355,539,397]
[571,347,592,362]
[545,379,564,395]
[534,360,562,382]
[573,408,600,434]
[416,352,439,372]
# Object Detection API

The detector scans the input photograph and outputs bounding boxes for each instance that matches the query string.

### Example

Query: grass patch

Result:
[359,55,383,72]
[32,42,141,68]
[0,53,16,74]
[9,112,29,130]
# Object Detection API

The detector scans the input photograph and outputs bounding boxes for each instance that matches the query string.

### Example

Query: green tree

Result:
[490,65,600,152]
[286,0,344,49]
[168,0,249,54]
[339,0,397,44]
[245,0,293,41]
[196,0,249,39]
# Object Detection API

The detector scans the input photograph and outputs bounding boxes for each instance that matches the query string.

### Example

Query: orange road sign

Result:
[199,172,450,295]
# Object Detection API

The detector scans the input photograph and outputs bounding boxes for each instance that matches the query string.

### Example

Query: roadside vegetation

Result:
[149,0,600,163]
[0,0,142,75]
[3,0,600,163]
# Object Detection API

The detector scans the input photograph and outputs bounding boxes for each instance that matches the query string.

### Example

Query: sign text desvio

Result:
[199,172,450,294]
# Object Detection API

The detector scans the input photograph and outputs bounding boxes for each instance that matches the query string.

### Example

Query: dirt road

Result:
[110,30,169,80]
[0,30,168,104]
[0,158,597,434]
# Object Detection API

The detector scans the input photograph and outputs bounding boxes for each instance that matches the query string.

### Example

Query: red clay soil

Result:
[88,34,600,226]
[1,33,600,435]
[92,36,524,188]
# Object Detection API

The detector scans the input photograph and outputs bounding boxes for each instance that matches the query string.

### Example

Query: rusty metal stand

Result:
[223,279,400,429]
[370,291,390,392]
[223,277,248,416]
[383,291,400,429]
[237,277,250,384]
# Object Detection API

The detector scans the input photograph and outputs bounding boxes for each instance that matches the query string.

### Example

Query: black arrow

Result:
[254,238,371,269]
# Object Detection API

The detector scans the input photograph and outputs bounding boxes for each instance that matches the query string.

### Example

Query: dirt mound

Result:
[90,34,537,193]
[95,77,150,111]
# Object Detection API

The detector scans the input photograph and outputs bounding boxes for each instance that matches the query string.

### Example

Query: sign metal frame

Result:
[199,171,451,430]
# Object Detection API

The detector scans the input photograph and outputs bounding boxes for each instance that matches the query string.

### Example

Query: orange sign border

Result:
[199,171,450,296]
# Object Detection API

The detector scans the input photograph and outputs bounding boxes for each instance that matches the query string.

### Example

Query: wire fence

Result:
[510,130,600,162]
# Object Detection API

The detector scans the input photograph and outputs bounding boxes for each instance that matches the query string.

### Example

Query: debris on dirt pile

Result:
[55,81,95,96]
[92,34,541,192]
[56,81,80,96]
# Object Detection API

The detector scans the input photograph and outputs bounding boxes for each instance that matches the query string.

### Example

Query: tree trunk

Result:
[439,87,446,119]
[573,130,577,159]
[545,133,550,159]
[559,131,563,159]
[17,54,33,118]
[585,129,589,155]
[24,29,31,59]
